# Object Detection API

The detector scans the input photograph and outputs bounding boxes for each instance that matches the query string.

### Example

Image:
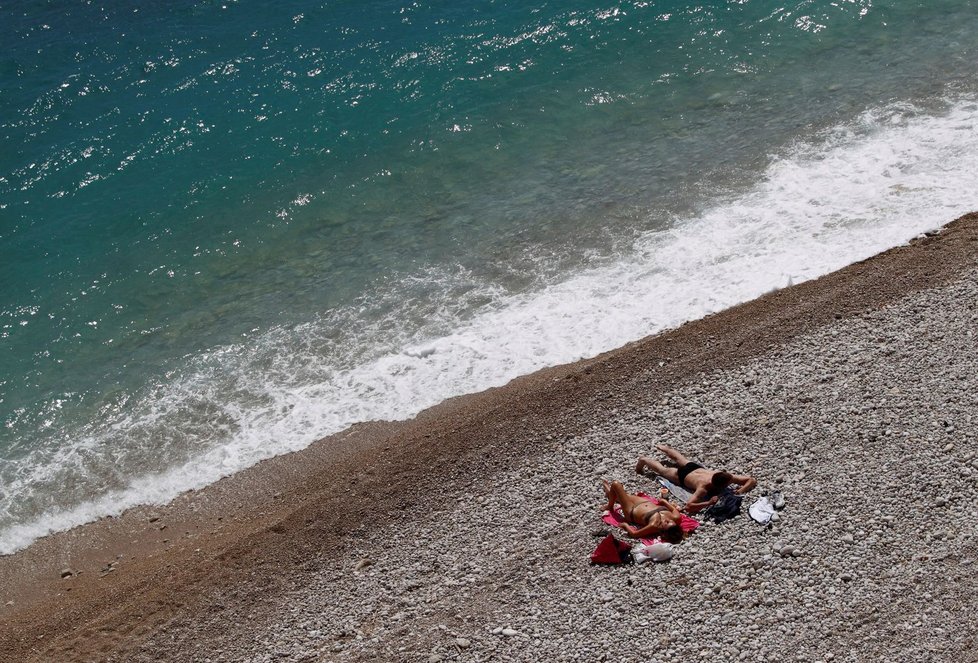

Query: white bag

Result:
[632,542,674,564]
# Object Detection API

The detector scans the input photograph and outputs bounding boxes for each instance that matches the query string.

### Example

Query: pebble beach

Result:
[279,263,978,663]
[1,213,977,662]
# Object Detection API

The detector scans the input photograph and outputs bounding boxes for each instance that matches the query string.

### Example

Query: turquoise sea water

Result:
[2,0,977,553]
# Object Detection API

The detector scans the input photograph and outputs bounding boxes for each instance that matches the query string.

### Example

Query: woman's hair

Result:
[709,471,733,494]
[660,524,684,544]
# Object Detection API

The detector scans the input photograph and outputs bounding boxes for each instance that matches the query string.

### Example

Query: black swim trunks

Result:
[676,462,703,490]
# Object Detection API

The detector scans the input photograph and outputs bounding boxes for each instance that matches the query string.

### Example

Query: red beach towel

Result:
[602,493,699,545]
[590,534,632,565]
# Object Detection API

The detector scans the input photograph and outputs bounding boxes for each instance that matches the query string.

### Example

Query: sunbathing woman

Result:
[601,479,685,543]
[635,443,757,514]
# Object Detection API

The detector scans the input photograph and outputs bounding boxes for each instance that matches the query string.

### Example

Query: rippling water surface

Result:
[2,0,977,553]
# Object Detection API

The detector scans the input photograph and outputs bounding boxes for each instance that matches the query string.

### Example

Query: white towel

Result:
[749,496,776,524]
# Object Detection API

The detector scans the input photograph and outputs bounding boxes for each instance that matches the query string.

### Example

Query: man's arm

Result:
[684,488,718,514]
[731,474,757,495]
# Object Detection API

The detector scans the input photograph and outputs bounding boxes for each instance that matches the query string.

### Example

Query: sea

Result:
[2,0,977,555]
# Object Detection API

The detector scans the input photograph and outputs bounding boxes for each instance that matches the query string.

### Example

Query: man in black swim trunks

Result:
[635,444,757,514]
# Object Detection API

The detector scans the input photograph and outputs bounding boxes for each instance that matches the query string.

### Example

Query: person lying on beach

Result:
[635,444,757,514]
[601,479,685,543]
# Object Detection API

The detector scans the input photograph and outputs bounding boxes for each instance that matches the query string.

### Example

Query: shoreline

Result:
[1,212,977,662]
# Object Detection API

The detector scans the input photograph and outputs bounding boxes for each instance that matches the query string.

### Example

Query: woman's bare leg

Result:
[600,479,616,512]
[609,481,645,522]
[636,457,680,483]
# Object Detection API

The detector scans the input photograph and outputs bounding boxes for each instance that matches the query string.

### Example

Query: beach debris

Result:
[354,558,373,571]
[60,568,74,579]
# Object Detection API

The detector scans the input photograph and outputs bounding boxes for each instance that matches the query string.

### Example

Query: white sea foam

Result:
[2,97,978,554]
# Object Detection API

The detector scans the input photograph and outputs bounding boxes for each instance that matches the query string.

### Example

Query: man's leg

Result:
[636,457,680,483]
[655,444,691,466]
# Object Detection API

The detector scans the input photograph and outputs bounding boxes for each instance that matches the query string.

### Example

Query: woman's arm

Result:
[619,521,662,539]
[659,499,681,516]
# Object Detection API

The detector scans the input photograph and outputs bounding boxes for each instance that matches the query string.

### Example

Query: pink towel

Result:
[602,493,699,545]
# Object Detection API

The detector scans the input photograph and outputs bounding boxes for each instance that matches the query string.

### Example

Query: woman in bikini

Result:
[600,479,685,544]
[635,443,757,514]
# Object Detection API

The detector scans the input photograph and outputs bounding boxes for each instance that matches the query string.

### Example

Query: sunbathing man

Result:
[600,479,685,543]
[635,444,757,514]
